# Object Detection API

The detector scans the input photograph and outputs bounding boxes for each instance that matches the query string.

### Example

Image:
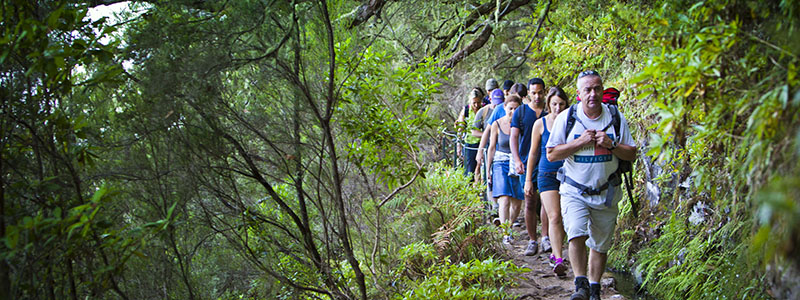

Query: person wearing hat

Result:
[484,78,499,106]
[473,89,505,181]
[476,78,517,175]
[474,87,510,176]
[472,88,507,218]
[502,80,514,96]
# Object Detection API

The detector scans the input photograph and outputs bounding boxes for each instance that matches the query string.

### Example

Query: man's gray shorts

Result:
[561,194,618,253]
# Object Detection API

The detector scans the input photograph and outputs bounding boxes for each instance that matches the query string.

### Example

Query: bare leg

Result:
[569,236,589,277]
[498,196,511,224]
[540,203,549,240]
[588,249,608,283]
[541,190,565,258]
[524,191,540,241]
[509,198,523,222]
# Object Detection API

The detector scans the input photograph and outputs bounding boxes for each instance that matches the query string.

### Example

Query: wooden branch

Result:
[346,0,388,29]
[450,23,483,53]
[85,0,133,7]
[435,0,531,69]
[492,0,551,70]
[428,0,498,58]
[319,1,368,299]
[441,23,493,69]
[521,0,551,54]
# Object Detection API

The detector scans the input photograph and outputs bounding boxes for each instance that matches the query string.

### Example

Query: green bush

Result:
[393,242,525,300]
[383,161,498,262]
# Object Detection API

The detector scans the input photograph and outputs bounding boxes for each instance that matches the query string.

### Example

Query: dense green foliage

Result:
[2,0,799,299]
[514,0,800,299]
[393,242,524,300]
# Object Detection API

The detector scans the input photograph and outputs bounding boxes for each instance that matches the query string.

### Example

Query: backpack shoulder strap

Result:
[603,105,622,139]
[565,104,578,137]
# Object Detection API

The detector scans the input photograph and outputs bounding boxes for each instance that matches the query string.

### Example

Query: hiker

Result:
[484,78,499,105]
[546,71,636,300]
[502,79,514,97]
[510,81,528,99]
[526,86,570,277]
[456,87,485,177]
[475,81,514,185]
[472,88,505,216]
[510,78,548,255]
[487,94,525,244]
[508,82,528,229]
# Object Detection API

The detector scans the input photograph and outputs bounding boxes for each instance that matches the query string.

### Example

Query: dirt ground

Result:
[504,226,627,300]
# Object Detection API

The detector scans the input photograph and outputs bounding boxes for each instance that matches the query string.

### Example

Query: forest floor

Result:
[503,225,626,300]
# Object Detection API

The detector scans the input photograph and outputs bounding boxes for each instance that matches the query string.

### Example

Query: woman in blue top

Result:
[487,94,524,245]
[525,87,570,277]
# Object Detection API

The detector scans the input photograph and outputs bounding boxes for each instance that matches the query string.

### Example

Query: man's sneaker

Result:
[493,218,501,226]
[541,236,552,253]
[523,240,539,256]
[512,220,522,228]
[553,257,567,278]
[589,283,601,300]
[571,277,590,300]
[502,235,514,245]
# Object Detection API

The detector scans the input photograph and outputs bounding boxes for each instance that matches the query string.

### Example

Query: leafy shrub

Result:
[393,242,525,300]
[372,162,519,299]
[384,161,500,262]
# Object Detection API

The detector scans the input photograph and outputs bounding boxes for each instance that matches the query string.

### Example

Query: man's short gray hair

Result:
[576,70,601,89]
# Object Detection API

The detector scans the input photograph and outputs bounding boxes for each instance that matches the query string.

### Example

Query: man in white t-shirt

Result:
[546,71,637,300]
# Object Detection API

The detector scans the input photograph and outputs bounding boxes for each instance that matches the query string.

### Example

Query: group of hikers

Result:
[454,71,637,300]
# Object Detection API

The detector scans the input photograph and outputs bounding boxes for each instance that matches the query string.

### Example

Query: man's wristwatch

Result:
[608,140,618,150]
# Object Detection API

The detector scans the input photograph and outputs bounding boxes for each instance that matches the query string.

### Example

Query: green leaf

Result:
[91,185,108,203]
[5,225,19,249]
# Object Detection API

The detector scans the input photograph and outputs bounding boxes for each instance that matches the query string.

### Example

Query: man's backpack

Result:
[602,88,620,105]
[564,104,637,216]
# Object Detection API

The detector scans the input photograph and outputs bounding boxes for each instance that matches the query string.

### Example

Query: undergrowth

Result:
[391,242,526,300]
[376,161,519,298]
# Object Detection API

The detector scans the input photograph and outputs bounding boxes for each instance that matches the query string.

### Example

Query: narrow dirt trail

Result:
[504,226,627,300]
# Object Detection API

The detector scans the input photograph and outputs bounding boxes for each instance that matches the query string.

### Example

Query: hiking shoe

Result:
[589,283,601,300]
[571,277,590,300]
[493,217,501,226]
[553,257,567,278]
[523,240,539,256]
[541,236,552,252]
[512,220,522,228]
[502,235,513,245]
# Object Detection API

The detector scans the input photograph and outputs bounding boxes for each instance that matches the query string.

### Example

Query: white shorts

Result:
[561,194,618,253]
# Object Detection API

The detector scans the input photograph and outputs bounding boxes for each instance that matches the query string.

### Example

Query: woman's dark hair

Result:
[505,94,523,106]
[545,87,570,112]
[510,83,528,98]
[502,80,514,90]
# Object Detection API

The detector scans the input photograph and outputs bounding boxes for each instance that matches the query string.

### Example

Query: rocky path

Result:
[504,226,627,300]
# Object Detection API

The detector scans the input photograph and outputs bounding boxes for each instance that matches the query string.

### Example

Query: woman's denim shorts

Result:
[537,171,560,192]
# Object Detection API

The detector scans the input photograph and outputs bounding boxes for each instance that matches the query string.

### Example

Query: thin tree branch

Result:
[492,0,551,69]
